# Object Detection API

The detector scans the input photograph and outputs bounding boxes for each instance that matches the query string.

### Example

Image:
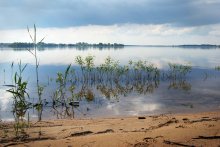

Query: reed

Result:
[27,24,45,121]
[215,66,220,71]
[6,62,30,137]
[168,63,192,79]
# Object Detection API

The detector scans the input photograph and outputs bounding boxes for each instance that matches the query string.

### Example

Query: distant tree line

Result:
[0,42,124,49]
[176,44,220,49]
[1,43,220,50]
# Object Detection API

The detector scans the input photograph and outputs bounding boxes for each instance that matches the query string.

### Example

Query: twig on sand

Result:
[192,136,220,139]
[150,118,179,129]
[70,131,93,137]
[1,137,56,147]
[163,140,195,147]
[95,129,114,134]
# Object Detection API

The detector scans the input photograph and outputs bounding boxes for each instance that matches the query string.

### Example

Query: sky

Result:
[0,0,220,45]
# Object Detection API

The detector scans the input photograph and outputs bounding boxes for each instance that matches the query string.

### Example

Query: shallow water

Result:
[0,46,220,121]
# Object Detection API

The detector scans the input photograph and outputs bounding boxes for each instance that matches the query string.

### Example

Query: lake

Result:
[0,46,220,121]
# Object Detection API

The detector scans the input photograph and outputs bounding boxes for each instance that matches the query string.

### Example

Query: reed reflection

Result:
[48,56,192,119]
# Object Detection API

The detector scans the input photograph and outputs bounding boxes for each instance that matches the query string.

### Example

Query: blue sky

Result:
[0,0,220,44]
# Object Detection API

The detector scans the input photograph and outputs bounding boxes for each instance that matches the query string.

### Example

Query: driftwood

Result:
[164,140,195,147]
[192,136,220,139]
[95,129,114,134]
[70,131,93,137]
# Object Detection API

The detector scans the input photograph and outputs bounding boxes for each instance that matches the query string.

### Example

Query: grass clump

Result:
[168,63,192,79]
[6,63,30,137]
[215,66,220,71]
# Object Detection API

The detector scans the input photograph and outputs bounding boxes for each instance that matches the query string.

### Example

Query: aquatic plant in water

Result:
[215,66,220,71]
[7,63,30,137]
[168,63,192,79]
[52,64,77,118]
[27,24,46,121]
[4,53,194,121]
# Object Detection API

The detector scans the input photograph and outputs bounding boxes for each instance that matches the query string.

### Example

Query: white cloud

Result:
[0,23,220,45]
[208,24,220,36]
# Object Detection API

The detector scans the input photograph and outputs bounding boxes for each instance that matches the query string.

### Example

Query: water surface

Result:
[0,46,220,121]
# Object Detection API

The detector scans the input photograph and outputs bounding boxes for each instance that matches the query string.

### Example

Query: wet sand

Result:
[0,111,220,147]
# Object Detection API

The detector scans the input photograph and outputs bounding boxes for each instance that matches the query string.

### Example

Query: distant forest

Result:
[0,42,124,49]
[0,42,219,50]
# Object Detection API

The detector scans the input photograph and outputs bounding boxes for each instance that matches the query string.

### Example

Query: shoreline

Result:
[0,111,220,146]
[1,108,219,122]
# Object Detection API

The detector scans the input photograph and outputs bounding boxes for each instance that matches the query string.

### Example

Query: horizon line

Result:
[0,42,220,47]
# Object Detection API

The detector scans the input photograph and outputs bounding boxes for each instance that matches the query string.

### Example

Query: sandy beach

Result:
[0,111,220,147]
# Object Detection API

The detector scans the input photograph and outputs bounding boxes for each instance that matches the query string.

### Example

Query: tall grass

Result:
[215,66,220,71]
[7,62,30,137]
[27,24,45,121]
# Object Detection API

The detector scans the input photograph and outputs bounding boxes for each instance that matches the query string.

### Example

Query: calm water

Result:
[0,46,220,121]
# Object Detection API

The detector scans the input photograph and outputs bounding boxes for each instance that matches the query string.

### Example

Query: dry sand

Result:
[0,111,220,147]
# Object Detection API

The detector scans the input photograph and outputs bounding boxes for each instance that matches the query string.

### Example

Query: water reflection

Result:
[52,105,75,119]
[47,63,161,119]
[1,67,220,120]
[0,87,12,111]
[1,46,220,68]
[168,79,191,91]
[0,46,220,121]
